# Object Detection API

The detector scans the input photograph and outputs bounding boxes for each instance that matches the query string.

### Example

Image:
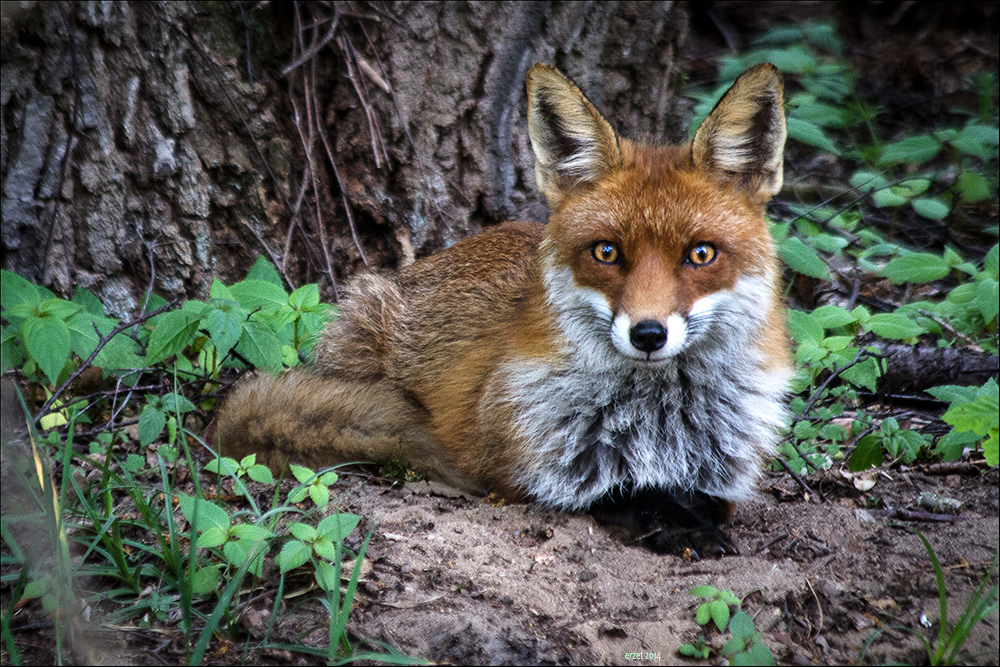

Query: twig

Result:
[338,33,390,168]
[804,578,824,640]
[41,4,83,285]
[237,1,254,85]
[313,64,369,269]
[773,455,826,502]
[281,12,340,76]
[34,299,180,425]
[308,55,350,283]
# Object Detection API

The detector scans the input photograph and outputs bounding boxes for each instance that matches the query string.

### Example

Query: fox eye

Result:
[591,241,621,264]
[687,242,717,266]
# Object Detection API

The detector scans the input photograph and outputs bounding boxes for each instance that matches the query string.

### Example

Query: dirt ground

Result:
[224,464,998,666]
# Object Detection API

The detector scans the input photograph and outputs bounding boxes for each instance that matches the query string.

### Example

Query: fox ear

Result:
[526,64,621,209]
[692,63,786,202]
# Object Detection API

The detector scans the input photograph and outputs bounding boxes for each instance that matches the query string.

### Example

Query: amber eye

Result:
[591,241,621,264]
[687,242,717,266]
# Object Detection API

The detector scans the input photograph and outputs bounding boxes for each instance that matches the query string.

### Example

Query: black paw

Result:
[638,524,739,560]
[588,487,738,558]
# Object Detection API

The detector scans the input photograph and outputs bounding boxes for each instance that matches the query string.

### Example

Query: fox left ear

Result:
[692,63,786,202]
[526,64,621,210]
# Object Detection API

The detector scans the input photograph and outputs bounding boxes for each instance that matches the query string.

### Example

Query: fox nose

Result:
[629,319,667,353]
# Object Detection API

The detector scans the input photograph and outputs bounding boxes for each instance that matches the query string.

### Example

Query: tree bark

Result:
[1,1,687,314]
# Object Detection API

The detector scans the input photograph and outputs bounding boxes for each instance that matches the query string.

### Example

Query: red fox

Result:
[220,63,791,552]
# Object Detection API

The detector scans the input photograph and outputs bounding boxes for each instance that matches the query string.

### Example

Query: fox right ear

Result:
[692,63,786,203]
[526,64,621,209]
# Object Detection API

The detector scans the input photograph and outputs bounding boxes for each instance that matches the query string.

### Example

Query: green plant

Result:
[689,21,998,477]
[0,258,420,663]
[859,527,999,665]
[927,379,1000,466]
[680,586,776,666]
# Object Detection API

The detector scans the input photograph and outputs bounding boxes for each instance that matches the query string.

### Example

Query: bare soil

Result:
[239,465,999,666]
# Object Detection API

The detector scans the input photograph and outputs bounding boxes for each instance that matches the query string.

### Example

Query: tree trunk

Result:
[1,1,687,314]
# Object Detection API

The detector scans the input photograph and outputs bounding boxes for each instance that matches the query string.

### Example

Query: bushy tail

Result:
[217,369,455,481]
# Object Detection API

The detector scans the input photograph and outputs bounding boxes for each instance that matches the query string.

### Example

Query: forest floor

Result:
[257,467,999,666]
[3,3,998,666]
[39,466,997,665]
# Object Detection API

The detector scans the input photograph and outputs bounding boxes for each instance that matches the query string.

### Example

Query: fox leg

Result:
[588,487,737,558]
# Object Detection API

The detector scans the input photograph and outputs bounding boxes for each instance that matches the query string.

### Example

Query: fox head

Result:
[526,63,786,364]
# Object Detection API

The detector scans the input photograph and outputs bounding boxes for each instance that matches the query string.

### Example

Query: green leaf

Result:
[247,465,275,485]
[728,610,756,640]
[710,599,731,632]
[789,101,844,127]
[849,171,888,193]
[312,537,337,561]
[234,320,283,372]
[872,188,909,208]
[244,256,284,287]
[231,524,273,542]
[787,309,824,346]
[309,483,330,507]
[983,244,999,280]
[290,522,318,542]
[124,453,145,473]
[695,603,712,626]
[849,435,883,471]
[206,304,245,360]
[72,287,106,316]
[840,357,881,392]
[277,540,312,573]
[138,406,166,447]
[747,640,777,666]
[780,237,830,279]
[289,283,320,310]
[315,560,339,592]
[190,565,220,595]
[146,310,203,364]
[222,540,266,577]
[896,179,931,197]
[209,278,234,301]
[935,429,979,462]
[949,123,1000,158]
[786,117,839,154]
[977,278,999,323]
[910,197,950,221]
[877,135,940,166]
[197,526,228,549]
[66,312,103,360]
[230,279,288,313]
[926,385,977,404]
[984,428,998,467]
[162,392,196,414]
[177,493,231,533]
[91,327,141,372]
[810,305,856,330]
[866,313,925,340]
[942,394,999,436]
[289,464,314,483]
[689,585,718,598]
[318,513,362,541]
[879,252,951,284]
[23,315,71,384]
[1,269,41,312]
[956,171,992,203]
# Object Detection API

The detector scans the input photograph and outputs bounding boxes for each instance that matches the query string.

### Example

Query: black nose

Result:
[629,319,666,353]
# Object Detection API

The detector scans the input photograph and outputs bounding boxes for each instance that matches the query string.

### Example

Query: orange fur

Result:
[219,63,791,518]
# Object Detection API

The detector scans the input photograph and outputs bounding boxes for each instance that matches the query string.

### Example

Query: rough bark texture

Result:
[1,1,688,314]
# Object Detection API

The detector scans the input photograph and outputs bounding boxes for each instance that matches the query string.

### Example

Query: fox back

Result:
[220,63,791,545]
